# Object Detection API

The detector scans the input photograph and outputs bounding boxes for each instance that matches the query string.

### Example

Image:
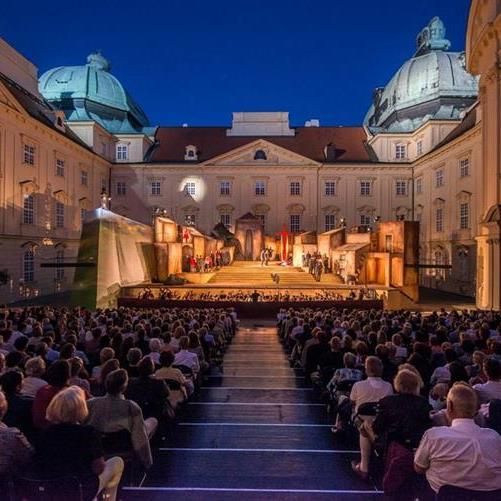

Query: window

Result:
[395,180,407,196]
[290,181,301,196]
[434,250,446,280]
[184,145,198,161]
[55,250,64,280]
[184,214,196,226]
[416,177,423,194]
[55,202,64,228]
[220,181,231,196]
[460,157,470,178]
[184,182,196,196]
[325,214,336,231]
[116,182,127,196]
[255,181,266,196]
[395,144,406,160]
[289,214,301,233]
[23,144,35,165]
[81,208,86,225]
[254,150,267,160]
[435,169,444,187]
[80,170,88,186]
[325,181,337,197]
[220,213,231,228]
[23,250,35,282]
[416,141,423,156]
[116,144,128,160]
[23,195,34,225]
[56,158,65,177]
[360,214,372,227]
[360,181,371,196]
[151,181,161,196]
[436,207,443,232]
[460,202,470,229]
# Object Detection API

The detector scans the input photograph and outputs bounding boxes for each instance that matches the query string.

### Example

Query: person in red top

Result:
[32,360,70,429]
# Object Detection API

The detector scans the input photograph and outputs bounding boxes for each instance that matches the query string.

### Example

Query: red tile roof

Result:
[148,126,376,163]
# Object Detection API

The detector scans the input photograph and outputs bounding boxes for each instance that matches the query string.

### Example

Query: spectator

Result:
[126,357,170,421]
[125,348,142,378]
[20,357,47,398]
[372,370,431,496]
[32,360,70,429]
[147,338,163,366]
[155,350,191,405]
[174,336,200,375]
[473,358,501,404]
[0,370,34,438]
[0,390,33,475]
[87,369,156,469]
[36,386,124,501]
[350,356,393,480]
[91,347,115,382]
[414,382,501,495]
[68,357,91,394]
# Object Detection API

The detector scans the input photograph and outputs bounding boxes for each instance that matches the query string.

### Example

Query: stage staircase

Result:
[207,261,343,287]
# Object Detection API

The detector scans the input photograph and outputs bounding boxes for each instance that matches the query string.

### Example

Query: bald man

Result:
[414,382,501,494]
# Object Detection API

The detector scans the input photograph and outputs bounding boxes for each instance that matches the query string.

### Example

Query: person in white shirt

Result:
[473,358,501,404]
[174,336,200,375]
[415,382,501,495]
[350,356,393,479]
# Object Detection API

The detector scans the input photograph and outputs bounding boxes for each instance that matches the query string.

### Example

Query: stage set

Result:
[71,203,419,311]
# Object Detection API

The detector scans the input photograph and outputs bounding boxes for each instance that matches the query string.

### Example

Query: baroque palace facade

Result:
[0,2,500,309]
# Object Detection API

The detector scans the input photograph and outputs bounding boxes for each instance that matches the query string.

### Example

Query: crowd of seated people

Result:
[134,288,382,302]
[278,307,501,500]
[0,305,237,499]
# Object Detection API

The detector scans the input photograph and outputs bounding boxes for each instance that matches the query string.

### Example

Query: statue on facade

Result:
[100,188,110,209]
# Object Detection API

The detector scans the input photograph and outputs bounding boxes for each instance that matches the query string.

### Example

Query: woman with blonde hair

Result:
[35,386,124,501]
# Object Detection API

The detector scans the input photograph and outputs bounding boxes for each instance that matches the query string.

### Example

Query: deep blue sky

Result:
[2,0,471,126]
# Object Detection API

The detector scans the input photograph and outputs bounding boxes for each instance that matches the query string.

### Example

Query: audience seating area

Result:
[0,305,501,500]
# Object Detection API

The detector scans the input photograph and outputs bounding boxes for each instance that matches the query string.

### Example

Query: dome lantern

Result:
[86,51,111,72]
[415,17,451,57]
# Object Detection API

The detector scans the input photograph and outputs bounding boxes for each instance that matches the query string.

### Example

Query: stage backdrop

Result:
[73,208,155,308]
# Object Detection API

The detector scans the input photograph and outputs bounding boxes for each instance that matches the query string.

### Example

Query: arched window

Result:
[23,249,35,282]
[433,248,448,280]
[184,145,198,161]
[254,150,267,161]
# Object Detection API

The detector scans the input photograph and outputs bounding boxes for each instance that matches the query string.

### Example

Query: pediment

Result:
[0,81,28,115]
[204,140,320,167]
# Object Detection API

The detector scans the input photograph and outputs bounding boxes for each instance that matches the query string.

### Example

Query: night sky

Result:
[1,0,471,126]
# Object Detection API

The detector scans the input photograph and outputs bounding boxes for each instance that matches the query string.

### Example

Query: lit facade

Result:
[0,8,499,308]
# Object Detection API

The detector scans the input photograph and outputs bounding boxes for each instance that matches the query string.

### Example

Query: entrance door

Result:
[182,245,193,272]
[244,229,253,261]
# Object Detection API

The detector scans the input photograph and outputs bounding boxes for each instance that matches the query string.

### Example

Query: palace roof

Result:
[148,126,376,163]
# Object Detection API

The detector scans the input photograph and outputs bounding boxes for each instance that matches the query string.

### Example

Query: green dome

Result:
[39,52,151,134]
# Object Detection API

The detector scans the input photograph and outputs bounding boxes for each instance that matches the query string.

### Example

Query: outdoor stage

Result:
[117,261,399,314]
